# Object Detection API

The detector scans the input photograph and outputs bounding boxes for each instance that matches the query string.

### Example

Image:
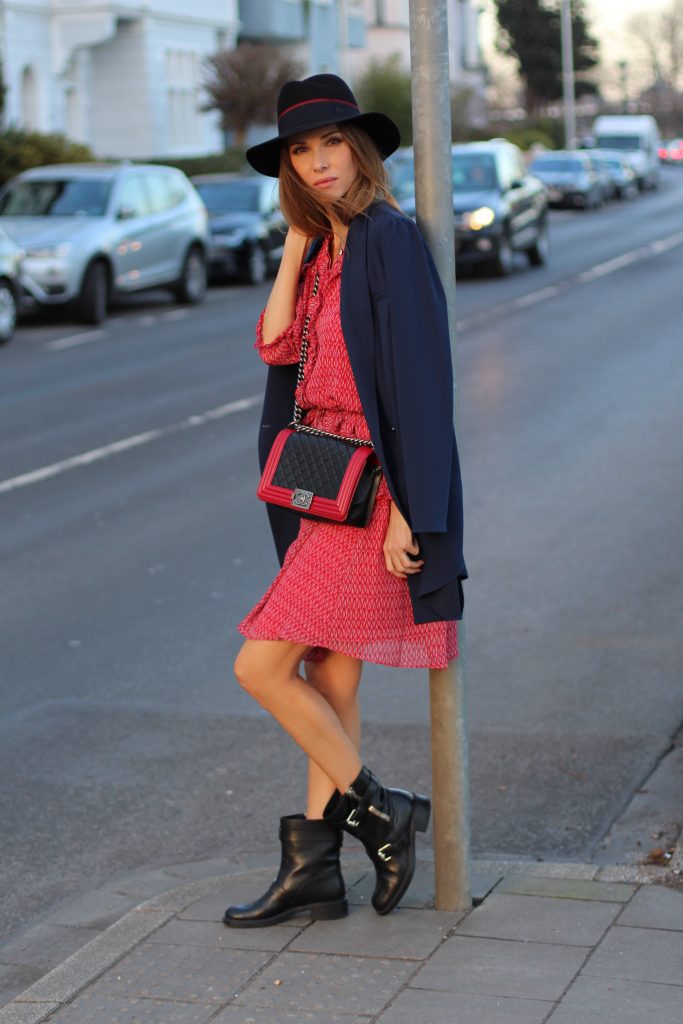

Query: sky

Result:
[478,0,669,98]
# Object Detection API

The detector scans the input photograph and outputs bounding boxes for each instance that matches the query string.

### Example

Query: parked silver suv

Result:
[0,163,209,324]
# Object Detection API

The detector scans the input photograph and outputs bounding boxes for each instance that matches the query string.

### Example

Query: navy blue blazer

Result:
[257,200,467,624]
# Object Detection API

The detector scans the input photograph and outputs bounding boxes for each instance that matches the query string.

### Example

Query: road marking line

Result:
[46,330,106,351]
[458,226,683,332]
[0,395,262,496]
[162,309,191,321]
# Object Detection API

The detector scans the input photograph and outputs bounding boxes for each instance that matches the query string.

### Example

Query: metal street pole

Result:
[338,0,350,84]
[408,0,471,913]
[560,0,577,148]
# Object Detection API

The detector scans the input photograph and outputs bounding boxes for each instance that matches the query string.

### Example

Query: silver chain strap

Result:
[290,270,374,450]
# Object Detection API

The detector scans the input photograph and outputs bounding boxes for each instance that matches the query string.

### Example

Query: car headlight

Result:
[25,242,73,259]
[461,207,496,231]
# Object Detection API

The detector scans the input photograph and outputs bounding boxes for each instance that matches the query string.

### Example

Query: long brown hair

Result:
[278,122,401,239]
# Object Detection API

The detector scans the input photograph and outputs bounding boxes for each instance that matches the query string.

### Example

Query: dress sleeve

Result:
[254,275,307,365]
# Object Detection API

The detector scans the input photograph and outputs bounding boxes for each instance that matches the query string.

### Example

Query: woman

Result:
[224,75,466,928]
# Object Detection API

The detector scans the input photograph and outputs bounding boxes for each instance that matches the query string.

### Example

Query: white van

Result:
[591,115,661,191]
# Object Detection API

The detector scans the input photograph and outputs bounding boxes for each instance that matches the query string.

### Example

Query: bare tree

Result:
[201,43,304,147]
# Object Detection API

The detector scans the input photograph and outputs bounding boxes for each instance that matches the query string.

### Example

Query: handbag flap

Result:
[258,429,377,521]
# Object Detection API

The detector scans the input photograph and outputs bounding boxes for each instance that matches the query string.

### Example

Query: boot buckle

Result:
[377,843,393,862]
[346,808,361,828]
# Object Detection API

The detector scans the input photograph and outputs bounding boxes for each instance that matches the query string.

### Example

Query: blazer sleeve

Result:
[372,215,455,533]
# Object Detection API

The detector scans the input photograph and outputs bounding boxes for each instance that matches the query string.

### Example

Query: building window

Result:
[165,49,202,148]
[21,66,39,130]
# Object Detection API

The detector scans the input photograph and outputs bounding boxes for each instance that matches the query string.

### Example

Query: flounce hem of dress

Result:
[236,622,458,670]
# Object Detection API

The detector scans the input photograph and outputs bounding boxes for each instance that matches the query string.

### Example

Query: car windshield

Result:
[595,135,642,151]
[194,181,263,213]
[0,179,111,216]
[452,154,497,190]
[532,158,583,172]
[386,154,415,201]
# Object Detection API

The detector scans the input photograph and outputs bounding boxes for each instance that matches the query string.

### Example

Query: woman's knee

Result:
[234,646,268,701]
[305,658,361,708]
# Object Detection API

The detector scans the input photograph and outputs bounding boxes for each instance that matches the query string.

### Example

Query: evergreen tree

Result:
[494,0,599,114]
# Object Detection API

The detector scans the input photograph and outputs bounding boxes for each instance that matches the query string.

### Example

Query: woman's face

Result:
[287,125,358,200]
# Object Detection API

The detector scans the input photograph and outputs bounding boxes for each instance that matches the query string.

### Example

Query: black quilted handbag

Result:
[257,271,381,527]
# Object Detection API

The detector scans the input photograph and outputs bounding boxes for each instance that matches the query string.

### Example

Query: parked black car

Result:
[530,151,603,209]
[389,141,550,276]
[191,175,285,285]
[450,141,550,275]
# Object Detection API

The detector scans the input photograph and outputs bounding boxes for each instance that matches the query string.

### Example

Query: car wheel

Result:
[174,245,207,304]
[527,221,549,266]
[78,260,109,325]
[0,279,17,345]
[492,234,514,277]
[243,244,267,285]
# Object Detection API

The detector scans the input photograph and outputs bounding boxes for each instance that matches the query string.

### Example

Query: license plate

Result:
[549,189,563,202]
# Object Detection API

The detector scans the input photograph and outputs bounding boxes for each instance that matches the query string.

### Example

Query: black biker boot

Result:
[322,766,430,916]
[222,814,348,928]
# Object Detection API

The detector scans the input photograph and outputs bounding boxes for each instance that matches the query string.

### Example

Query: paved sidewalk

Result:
[1,851,681,1024]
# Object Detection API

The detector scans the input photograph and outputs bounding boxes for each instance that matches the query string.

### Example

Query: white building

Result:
[1,0,239,158]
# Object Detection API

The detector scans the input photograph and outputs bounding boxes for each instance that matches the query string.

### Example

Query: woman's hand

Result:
[282,226,310,265]
[383,502,424,579]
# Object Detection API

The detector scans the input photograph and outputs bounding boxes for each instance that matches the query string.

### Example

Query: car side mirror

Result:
[509,179,523,190]
[117,206,136,220]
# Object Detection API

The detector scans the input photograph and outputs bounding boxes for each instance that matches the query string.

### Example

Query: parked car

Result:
[591,150,639,199]
[450,141,550,275]
[191,174,285,285]
[0,163,209,324]
[658,138,683,164]
[529,151,603,209]
[388,141,550,276]
[585,153,614,202]
[0,226,23,345]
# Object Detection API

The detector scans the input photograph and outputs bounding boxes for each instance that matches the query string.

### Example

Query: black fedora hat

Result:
[246,74,401,177]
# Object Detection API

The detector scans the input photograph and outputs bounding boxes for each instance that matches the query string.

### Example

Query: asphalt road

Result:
[2,170,683,945]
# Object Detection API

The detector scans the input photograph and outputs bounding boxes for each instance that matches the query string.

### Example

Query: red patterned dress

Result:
[238,240,458,669]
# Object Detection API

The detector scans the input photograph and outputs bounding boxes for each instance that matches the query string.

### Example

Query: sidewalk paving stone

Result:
[456,893,622,945]
[545,975,683,1024]
[148,918,303,953]
[495,876,635,902]
[375,987,554,1024]
[232,950,416,1017]
[212,1008,371,1023]
[581,924,683,985]
[408,934,588,1000]
[86,944,269,1004]
[46,995,216,1024]
[616,883,683,930]
[4,910,173,1005]
[288,906,462,959]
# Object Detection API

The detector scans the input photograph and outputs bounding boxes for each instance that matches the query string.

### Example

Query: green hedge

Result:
[0,127,96,187]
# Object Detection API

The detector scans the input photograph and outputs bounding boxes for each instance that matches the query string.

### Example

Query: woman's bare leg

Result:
[234,638,362,794]
[304,652,363,818]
